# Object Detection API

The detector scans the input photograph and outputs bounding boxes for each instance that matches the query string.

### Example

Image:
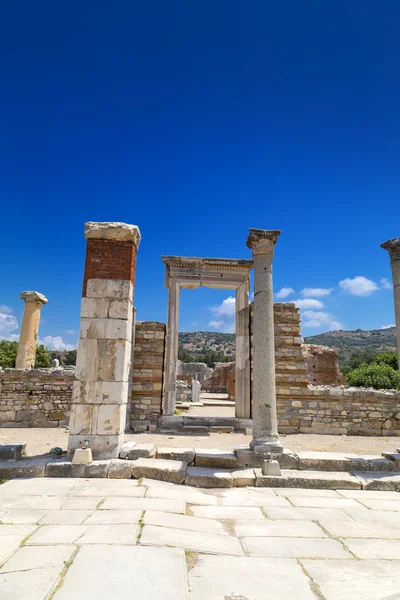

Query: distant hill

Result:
[179,327,397,369]
[303,327,397,367]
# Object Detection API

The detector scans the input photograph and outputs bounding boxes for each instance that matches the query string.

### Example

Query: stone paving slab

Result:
[0,544,75,573]
[39,510,93,525]
[255,468,361,489]
[338,489,400,500]
[53,545,189,599]
[68,481,143,496]
[219,488,291,506]
[319,518,400,539]
[1,509,49,524]
[354,498,400,511]
[344,508,400,525]
[0,496,64,510]
[0,524,37,564]
[145,486,219,505]
[84,509,142,524]
[273,487,342,497]
[344,538,400,559]
[26,524,90,545]
[140,524,243,555]
[61,496,101,510]
[297,451,394,472]
[100,496,186,513]
[302,559,400,600]
[144,510,228,535]
[353,471,400,491]
[0,566,66,600]
[190,505,264,520]
[0,478,78,497]
[264,506,354,521]
[235,519,326,537]
[77,524,139,544]
[243,536,352,558]
[189,555,316,600]
[290,496,367,509]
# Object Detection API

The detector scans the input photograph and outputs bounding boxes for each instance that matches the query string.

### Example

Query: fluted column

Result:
[381,237,400,365]
[163,278,180,415]
[246,228,282,455]
[15,291,48,369]
[235,280,250,418]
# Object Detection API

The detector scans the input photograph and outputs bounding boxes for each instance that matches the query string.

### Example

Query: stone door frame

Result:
[161,256,252,417]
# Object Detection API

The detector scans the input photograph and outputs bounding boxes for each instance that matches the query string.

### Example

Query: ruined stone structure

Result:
[15,291,48,369]
[176,361,213,385]
[304,344,347,385]
[162,256,251,419]
[68,222,140,459]
[201,362,235,395]
[381,237,400,366]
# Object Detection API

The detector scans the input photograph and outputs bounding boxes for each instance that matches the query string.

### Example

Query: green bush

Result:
[0,340,51,368]
[347,363,400,390]
[35,344,51,368]
[374,351,399,370]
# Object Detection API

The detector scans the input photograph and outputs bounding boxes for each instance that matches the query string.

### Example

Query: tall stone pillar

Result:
[68,222,141,459]
[381,237,400,365]
[15,292,48,369]
[235,280,251,418]
[246,228,282,454]
[163,278,180,415]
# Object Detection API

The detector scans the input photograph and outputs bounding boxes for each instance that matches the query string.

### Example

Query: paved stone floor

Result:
[0,478,400,599]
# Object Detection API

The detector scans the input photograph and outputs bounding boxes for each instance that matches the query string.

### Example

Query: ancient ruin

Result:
[381,237,400,365]
[15,291,48,369]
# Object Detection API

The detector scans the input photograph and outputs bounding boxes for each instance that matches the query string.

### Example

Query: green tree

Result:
[34,344,51,368]
[64,350,77,365]
[347,363,400,390]
[374,351,399,370]
[0,340,18,368]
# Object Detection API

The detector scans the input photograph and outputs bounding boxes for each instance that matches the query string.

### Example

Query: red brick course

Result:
[82,239,137,297]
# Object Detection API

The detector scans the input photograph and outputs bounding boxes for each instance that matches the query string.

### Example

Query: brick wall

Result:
[130,321,166,431]
[304,344,347,385]
[82,239,137,297]
[0,368,75,427]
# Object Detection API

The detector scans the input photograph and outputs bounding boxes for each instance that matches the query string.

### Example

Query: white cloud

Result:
[207,320,235,333]
[294,298,324,310]
[302,310,343,331]
[300,287,333,298]
[65,329,76,335]
[380,324,395,329]
[0,305,13,314]
[275,287,294,299]
[381,278,393,290]
[208,320,224,329]
[339,276,378,296]
[210,297,236,318]
[39,336,75,351]
[0,312,19,341]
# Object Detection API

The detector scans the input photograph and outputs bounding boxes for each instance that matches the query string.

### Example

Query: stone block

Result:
[80,318,132,342]
[182,425,209,434]
[71,460,110,478]
[81,298,110,318]
[86,278,133,301]
[73,381,129,405]
[277,449,299,469]
[255,469,361,490]
[67,433,124,460]
[231,468,256,487]
[0,458,47,479]
[98,339,131,382]
[353,471,400,491]
[109,299,132,320]
[48,410,65,421]
[156,447,195,464]
[108,459,132,479]
[195,449,237,469]
[297,452,394,473]
[45,460,73,477]
[185,467,233,488]
[131,458,187,484]
[75,339,98,381]
[125,443,156,460]
[72,448,93,464]
[96,404,126,435]
[0,443,26,461]
[209,426,234,433]
[119,441,136,459]
[235,448,263,468]
[69,404,97,436]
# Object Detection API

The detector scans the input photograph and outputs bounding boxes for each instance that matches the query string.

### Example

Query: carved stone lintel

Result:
[246,229,281,255]
[381,238,400,261]
[84,221,141,248]
[20,291,48,304]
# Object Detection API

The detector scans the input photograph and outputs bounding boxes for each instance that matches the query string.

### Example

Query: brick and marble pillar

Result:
[235,280,250,418]
[246,228,283,455]
[381,237,400,365]
[68,221,141,459]
[163,278,180,415]
[16,291,48,369]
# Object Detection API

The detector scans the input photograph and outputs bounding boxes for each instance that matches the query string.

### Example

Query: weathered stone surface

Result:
[119,442,137,459]
[255,469,361,489]
[182,425,209,433]
[84,221,141,245]
[125,443,156,460]
[344,538,400,559]
[71,460,110,478]
[0,443,26,461]
[53,545,188,600]
[209,426,234,433]
[0,458,47,479]
[243,536,351,558]
[45,460,73,478]
[191,505,265,520]
[189,555,316,600]
[298,452,394,472]
[131,458,187,484]
[144,510,227,535]
[195,449,237,469]
[354,471,400,491]
[235,519,326,538]
[185,467,233,488]
[231,468,256,487]
[235,447,263,468]
[108,459,132,479]
[77,524,139,544]
[156,447,195,464]
[382,452,400,470]
[100,496,185,513]
[140,524,243,556]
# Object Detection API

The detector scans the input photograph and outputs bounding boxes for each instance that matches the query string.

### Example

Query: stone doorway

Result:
[161,256,252,420]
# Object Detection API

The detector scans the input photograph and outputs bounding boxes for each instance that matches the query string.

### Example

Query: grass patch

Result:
[185,550,199,571]
[48,548,79,600]
[0,479,9,486]
[174,409,182,416]
[136,510,146,543]
[95,499,105,510]
[137,477,144,486]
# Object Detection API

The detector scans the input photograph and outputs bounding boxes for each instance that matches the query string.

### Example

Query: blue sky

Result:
[0,1,399,350]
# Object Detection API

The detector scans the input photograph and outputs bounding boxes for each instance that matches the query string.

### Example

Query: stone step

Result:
[0,443,26,461]
[209,426,234,433]
[131,458,187,484]
[255,469,362,490]
[182,426,209,434]
[195,449,238,469]
[297,452,396,473]
[185,467,233,488]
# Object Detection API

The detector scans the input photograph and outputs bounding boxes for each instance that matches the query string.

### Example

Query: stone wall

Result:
[202,362,235,394]
[304,344,346,385]
[130,321,166,431]
[0,368,74,427]
[277,386,400,436]
[176,361,213,385]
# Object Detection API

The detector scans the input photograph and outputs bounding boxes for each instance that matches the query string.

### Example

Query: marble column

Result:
[163,278,180,415]
[381,237,400,365]
[68,221,141,459]
[15,291,48,369]
[246,228,283,454]
[235,280,251,418]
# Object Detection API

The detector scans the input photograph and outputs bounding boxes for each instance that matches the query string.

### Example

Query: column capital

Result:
[20,291,48,304]
[381,237,400,261]
[84,221,141,248]
[246,229,281,255]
